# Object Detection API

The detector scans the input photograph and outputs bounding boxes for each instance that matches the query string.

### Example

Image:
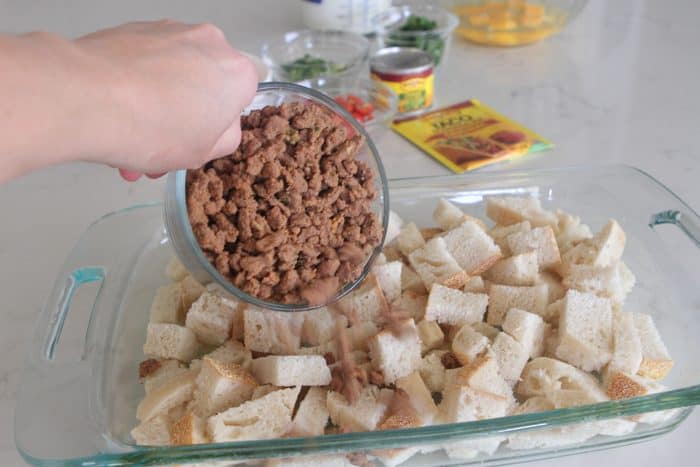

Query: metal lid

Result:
[370,47,434,75]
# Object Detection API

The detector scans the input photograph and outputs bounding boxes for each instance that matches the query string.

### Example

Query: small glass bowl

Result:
[163,82,389,312]
[373,3,459,68]
[305,77,399,138]
[450,0,588,47]
[261,30,370,83]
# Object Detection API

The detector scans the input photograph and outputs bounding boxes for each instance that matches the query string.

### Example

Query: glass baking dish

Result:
[14,165,700,466]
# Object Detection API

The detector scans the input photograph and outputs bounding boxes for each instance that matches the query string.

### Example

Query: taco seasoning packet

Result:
[391,99,552,173]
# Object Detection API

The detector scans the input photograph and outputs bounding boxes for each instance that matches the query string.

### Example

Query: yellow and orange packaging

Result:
[392,99,552,173]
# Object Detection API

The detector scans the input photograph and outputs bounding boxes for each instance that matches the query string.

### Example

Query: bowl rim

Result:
[171,81,390,312]
[373,3,460,37]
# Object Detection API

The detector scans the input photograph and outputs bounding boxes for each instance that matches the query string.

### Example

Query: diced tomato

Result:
[335,93,375,124]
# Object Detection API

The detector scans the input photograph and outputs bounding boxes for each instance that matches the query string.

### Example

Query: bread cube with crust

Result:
[165,256,189,282]
[393,290,428,321]
[555,210,593,253]
[491,332,529,386]
[150,282,186,325]
[507,226,561,270]
[440,383,508,423]
[143,323,200,362]
[369,319,422,383]
[336,274,388,323]
[517,357,608,400]
[170,412,208,445]
[554,290,613,372]
[180,275,205,312]
[417,320,444,354]
[433,198,468,231]
[140,358,189,394]
[463,275,486,294]
[136,369,197,422]
[472,321,500,342]
[327,385,393,432]
[502,308,547,358]
[562,261,635,306]
[485,251,539,286]
[192,356,258,417]
[451,324,489,365]
[290,387,329,437]
[243,306,304,355]
[487,284,548,326]
[396,222,426,257]
[485,196,558,228]
[447,355,512,402]
[372,261,403,303]
[400,264,426,294]
[443,220,502,275]
[408,237,469,290]
[561,219,626,270]
[185,291,241,346]
[251,355,331,387]
[605,310,643,377]
[489,221,532,255]
[385,210,404,245]
[420,350,448,392]
[131,414,171,446]
[396,371,439,424]
[301,308,347,347]
[633,312,673,380]
[537,271,566,304]
[425,284,488,326]
[204,339,252,370]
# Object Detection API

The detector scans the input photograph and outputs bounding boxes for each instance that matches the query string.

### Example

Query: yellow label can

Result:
[370,47,434,115]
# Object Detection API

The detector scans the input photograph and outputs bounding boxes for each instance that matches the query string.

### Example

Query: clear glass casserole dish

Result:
[14,165,700,466]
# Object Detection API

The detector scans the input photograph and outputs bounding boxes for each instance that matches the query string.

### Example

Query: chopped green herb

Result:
[281,54,346,81]
[386,14,446,66]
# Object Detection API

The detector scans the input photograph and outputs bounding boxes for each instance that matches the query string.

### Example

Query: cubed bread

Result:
[485,196,557,228]
[417,320,444,354]
[444,436,504,459]
[372,261,403,303]
[185,291,241,346]
[140,359,189,394]
[290,387,329,437]
[485,251,538,286]
[165,256,189,282]
[345,321,379,352]
[421,227,444,241]
[369,319,422,383]
[180,275,205,311]
[554,290,613,372]
[471,321,500,342]
[448,355,512,401]
[487,284,548,326]
[400,265,426,294]
[374,252,387,266]
[420,350,448,392]
[396,222,426,257]
[605,371,656,400]
[143,323,200,362]
[451,324,489,365]
[407,237,469,290]
[205,283,245,340]
[396,371,439,424]
[204,339,253,370]
[251,355,332,386]
[606,310,643,376]
[554,210,593,253]
[243,306,304,354]
[517,357,607,400]
[170,411,208,445]
[562,261,635,306]
[441,383,508,422]
[433,198,467,231]
[443,220,502,275]
[463,275,486,294]
[327,385,393,431]
[633,312,673,380]
[385,210,404,245]
[301,308,347,347]
[425,284,488,326]
[136,369,197,422]
[491,332,529,386]
[537,271,566,304]
[590,219,627,267]
[383,242,404,263]
[502,308,547,358]
[336,274,389,323]
[489,221,531,255]
[208,387,301,443]
[506,226,561,270]
[131,414,171,446]
[251,384,281,400]
[192,356,258,417]
[393,290,428,321]
[150,283,185,325]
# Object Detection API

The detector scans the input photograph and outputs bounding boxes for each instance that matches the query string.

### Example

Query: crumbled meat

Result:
[329,310,368,404]
[441,351,462,370]
[186,102,381,305]
[369,370,385,386]
[138,359,162,379]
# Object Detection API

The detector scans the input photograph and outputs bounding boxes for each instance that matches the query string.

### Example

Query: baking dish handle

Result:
[649,209,700,248]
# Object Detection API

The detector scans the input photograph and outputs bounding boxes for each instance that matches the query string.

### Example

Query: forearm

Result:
[0,32,125,182]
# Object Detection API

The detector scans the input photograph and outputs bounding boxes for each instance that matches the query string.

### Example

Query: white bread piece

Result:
[544,327,559,358]
[301,308,347,347]
[555,210,593,253]
[543,297,565,325]
[136,369,197,421]
[150,283,185,325]
[383,242,404,263]
[372,261,403,303]
[507,424,599,450]
[463,275,486,294]
[180,274,206,312]
[433,198,468,231]
[443,220,503,275]
[396,371,439,425]
[130,414,171,446]
[165,256,189,282]
[487,284,548,326]
[251,384,281,400]
[251,355,332,386]
[374,252,387,266]
[489,221,532,255]
[396,222,426,257]
[420,350,447,392]
[417,320,444,354]
[451,324,489,365]
[192,357,258,417]
[633,313,673,380]
[290,387,329,437]
[537,271,566,304]
[425,284,488,326]
[170,411,208,445]
[605,371,658,400]
[491,332,529,386]
[440,382,508,422]
[507,226,561,270]
[345,321,379,352]
[408,237,469,290]
[510,395,555,415]
[562,262,635,306]
[141,359,188,394]
[204,282,245,340]
[327,385,393,431]
[502,308,547,358]
[485,196,557,228]
[266,456,354,467]
[485,251,538,286]
[185,291,240,346]
[444,436,504,460]
[297,341,338,360]
[385,210,404,245]
[554,290,613,372]
[208,386,300,443]
[393,290,427,321]
[204,339,253,370]
[400,265,426,294]
[607,310,643,376]
[143,323,200,362]
[243,306,304,355]
[517,357,607,400]
[447,355,513,402]
[336,274,389,323]
[560,219,626,270]
[420,227,444,241]
[369,319,422,383]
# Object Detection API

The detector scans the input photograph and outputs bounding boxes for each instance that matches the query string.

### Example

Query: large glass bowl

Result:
[261,30,370,83]
[163,82,389,312]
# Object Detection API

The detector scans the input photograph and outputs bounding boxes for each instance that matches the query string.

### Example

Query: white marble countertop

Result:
[0,0,698,465]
